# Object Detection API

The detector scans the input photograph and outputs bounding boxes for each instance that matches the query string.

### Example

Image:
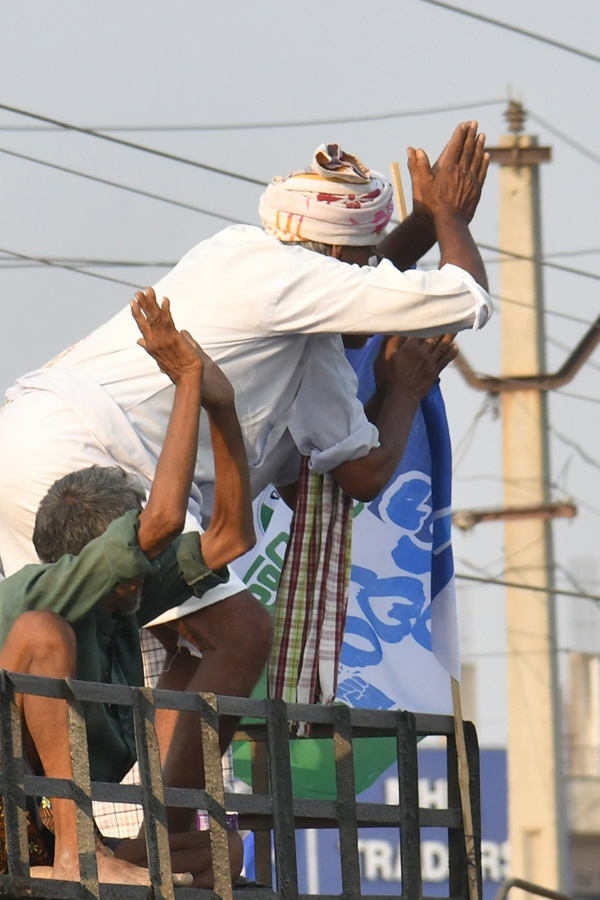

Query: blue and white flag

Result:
[339,336,459,716]
[234,336,458,717]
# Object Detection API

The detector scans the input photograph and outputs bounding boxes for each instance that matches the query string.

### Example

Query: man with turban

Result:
[0,121,490,830]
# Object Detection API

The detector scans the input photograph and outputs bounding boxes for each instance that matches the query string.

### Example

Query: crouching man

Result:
[0,288,262,886]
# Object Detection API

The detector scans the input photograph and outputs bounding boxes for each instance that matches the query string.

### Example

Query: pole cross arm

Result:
[487,146,552,167]
[452,500,576,531]
[454,315,600,392]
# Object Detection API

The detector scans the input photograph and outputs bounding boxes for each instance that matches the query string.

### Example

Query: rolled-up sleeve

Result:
[174,532,230,593]
[136,532,230,626]
[287,335,379,474]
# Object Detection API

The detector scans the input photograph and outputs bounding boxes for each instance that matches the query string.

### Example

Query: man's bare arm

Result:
[406,121,489,289]
[377,122,489,278]
[131,288,254,566]
[195,355,256,572]
[331,335,458,501]
[131,288,205,558]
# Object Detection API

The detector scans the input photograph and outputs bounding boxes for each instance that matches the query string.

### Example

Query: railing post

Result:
[133,686,174,900]
[397,710,422,900]
[0,670,31,890]
[266,699,298,899]
[199,691,234,900]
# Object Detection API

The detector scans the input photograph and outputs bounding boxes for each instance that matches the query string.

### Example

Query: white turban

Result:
[259,143,394,247]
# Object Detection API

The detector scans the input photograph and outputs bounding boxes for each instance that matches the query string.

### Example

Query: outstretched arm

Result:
[331,335,458,501]
[131,288,254,565]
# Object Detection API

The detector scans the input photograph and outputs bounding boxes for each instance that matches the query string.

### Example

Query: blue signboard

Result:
[244,748,508,897]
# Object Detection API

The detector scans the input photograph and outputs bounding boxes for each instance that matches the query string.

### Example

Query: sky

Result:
[1,1,599,744]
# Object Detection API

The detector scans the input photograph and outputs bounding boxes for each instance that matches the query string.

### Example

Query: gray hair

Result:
[33,465,146,563]
[280,239,334,257]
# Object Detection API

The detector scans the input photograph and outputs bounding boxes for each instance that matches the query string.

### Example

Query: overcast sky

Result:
[1,0,599,741]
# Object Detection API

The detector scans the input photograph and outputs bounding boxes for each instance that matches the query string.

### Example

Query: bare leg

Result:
[0,611,150,885]
[150,590,272,832]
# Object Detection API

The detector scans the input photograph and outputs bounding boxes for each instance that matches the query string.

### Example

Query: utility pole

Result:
[487,102,570,892]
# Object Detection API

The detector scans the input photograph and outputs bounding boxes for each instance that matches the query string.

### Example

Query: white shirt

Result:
[50,225,491,497]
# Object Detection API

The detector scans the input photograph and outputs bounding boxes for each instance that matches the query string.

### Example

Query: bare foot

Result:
[32,862,192,887]
[96,852,150,885]
[32,851,150,885]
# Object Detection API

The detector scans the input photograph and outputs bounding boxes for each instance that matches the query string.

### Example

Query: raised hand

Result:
[408,121,490,224]
[130,287,204,385]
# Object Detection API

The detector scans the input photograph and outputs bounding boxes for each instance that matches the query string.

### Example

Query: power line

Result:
[555,388,600,406]
[544,249,600,260]
[3,108,600,288]
[0,98,505,132]
[397,228,600,285]
[0,247,138,288]
[0,256,176,270]
[0,146,245,225]
[0,102,266,187]
[549,425,600,473]
[455,572,600,603]
[478,241,600,283]
[529,111,600,166]
[415,0,600,64]
[489,292,599,330]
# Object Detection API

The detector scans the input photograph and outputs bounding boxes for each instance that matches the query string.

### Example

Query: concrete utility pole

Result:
[487,102,570,893]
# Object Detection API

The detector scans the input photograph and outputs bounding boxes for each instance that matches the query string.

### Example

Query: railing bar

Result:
[447,730,467,899]
[133,686,174,900]
[332,704,361,900]
[65,677,100,894]
[265,699,298,900]
[199,691,233,900]
[0,670,31,888]
[250,732,273,886]
[397,710,422,900]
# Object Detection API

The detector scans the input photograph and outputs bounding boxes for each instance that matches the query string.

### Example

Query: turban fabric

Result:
[259,143,394,247]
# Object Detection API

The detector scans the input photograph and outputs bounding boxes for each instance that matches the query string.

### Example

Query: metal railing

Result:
[0,671,481,900]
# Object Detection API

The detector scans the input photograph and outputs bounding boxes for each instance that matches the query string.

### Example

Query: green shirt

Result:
[0,510,229,783]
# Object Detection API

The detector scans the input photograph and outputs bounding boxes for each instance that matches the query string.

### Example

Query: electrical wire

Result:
[528,111,600,166]
[0,147,246,224]
[544,248,600,260]
[488,292,598,329]
[0,98,505,132]
[549,425,600,473]
[451,393,497,472]
[0,102,267,187]
[0,146,247,225]
[478,242,600,283]
[0,256,177,270]
[3,107,600,292]
[455,572,600,604]
[415,0,600,64]
[0,247,138,288]
[555,388,600,406]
